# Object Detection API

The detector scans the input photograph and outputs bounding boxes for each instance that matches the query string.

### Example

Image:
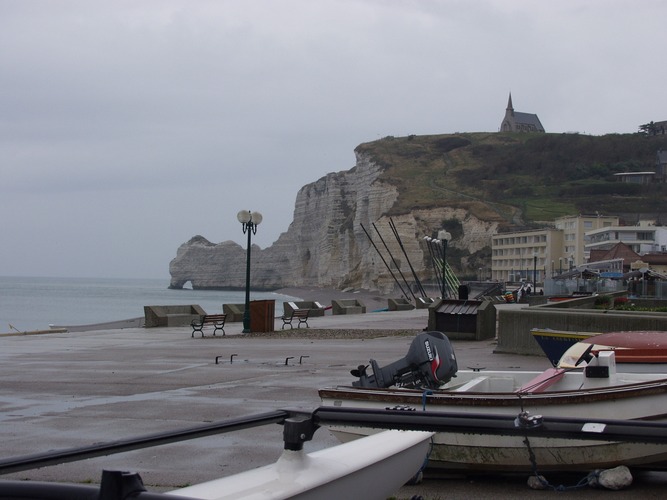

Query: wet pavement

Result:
[1,307,666,498]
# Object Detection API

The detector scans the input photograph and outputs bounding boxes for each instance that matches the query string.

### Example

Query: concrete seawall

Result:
[497,297,667,355]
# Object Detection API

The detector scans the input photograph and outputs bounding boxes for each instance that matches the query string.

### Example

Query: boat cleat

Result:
[514,411,544,429]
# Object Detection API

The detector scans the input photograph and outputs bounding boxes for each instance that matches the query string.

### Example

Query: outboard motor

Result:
[351,331,457,389]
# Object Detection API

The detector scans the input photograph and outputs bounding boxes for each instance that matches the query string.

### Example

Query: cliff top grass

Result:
[355,132,667,228]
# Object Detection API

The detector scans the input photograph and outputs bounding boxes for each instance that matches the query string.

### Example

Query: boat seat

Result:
[516,368,566,393]
[452,376,490,392]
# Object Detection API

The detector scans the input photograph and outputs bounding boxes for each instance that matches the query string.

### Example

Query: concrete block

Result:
[388,298,415,311]
[144,305,206,328]
[332,299,366,315]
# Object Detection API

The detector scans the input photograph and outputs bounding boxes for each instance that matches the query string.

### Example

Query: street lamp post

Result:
[237,210,262,333]
[533,252,538,290]
[438,230,452,299]
[423,237,440,296]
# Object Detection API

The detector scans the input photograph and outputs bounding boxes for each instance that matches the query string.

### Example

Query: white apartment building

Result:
[585,220,667,254]
[554,215,618,265]
[491,215,618,283]
[491,228,563,283]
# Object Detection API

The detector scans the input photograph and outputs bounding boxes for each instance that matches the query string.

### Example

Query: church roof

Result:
[512,111,544,130]
[501,93,545,132]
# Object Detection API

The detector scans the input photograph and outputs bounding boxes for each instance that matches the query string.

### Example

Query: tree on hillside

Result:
[639,121,658,135]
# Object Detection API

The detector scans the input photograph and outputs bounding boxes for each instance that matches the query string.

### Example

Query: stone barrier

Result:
[388,298,415,311]
[144,305,206,328]
[496,294,667,355]
[332,299,366,315]
[223,303,245,322]
[282,301,327,317]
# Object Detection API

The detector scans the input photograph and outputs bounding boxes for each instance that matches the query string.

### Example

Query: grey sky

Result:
[1,0,664,279]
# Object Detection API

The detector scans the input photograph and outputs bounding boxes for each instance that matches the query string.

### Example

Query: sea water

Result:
[0,276,300,332]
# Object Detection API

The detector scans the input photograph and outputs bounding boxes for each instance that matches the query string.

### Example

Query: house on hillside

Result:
[640,120,667,136]
[499,93,545,133]
[613,149,667,184]
[614,171,656,184]
[656,150,667,182]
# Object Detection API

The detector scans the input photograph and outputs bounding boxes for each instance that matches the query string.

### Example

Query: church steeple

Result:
[499,93,544,133]
[506,92,514,116]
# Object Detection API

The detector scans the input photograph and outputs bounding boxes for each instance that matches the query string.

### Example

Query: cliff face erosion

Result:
[169,149,499,293]
[171,131,667,292]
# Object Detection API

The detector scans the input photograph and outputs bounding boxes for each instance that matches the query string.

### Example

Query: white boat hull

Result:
[168,429,433,500]
[320,364,667,472]
[326,426,667,472]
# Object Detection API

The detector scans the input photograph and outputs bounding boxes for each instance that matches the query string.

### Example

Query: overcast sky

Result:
[1,0,665,280]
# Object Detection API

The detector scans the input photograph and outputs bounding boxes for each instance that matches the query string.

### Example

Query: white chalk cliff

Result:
[169,151,498,292]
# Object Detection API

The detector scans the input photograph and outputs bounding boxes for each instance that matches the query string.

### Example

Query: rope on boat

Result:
[406,436,435,487]
[421,389,432,411]
[515,409,601,491]
[514,371,605,490]
[423,378,600,490]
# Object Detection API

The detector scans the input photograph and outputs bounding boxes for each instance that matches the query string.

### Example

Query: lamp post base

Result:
[242,311,251,334]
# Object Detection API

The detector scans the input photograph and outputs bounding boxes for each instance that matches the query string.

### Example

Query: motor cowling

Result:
[351,331,457,389]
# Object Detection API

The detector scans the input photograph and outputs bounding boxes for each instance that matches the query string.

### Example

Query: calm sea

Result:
[0,276,300,332]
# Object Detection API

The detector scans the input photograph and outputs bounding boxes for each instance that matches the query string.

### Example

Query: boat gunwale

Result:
[319,377,667,407]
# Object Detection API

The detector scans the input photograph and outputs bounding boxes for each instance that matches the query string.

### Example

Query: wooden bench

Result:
[281,309,310,329]
[191,314,227,337]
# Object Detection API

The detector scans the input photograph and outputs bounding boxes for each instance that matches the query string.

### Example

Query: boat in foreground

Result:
[0,410,432,500]
[169,429,432,500]
[319,331,667,472]
[4,404,667,498]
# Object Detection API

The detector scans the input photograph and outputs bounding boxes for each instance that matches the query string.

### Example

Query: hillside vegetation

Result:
[355,132,667,228]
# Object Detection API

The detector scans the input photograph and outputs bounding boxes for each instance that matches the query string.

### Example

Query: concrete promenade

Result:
[1,307,666,498]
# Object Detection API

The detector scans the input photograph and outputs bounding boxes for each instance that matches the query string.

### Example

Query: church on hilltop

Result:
[500,93,545,133]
